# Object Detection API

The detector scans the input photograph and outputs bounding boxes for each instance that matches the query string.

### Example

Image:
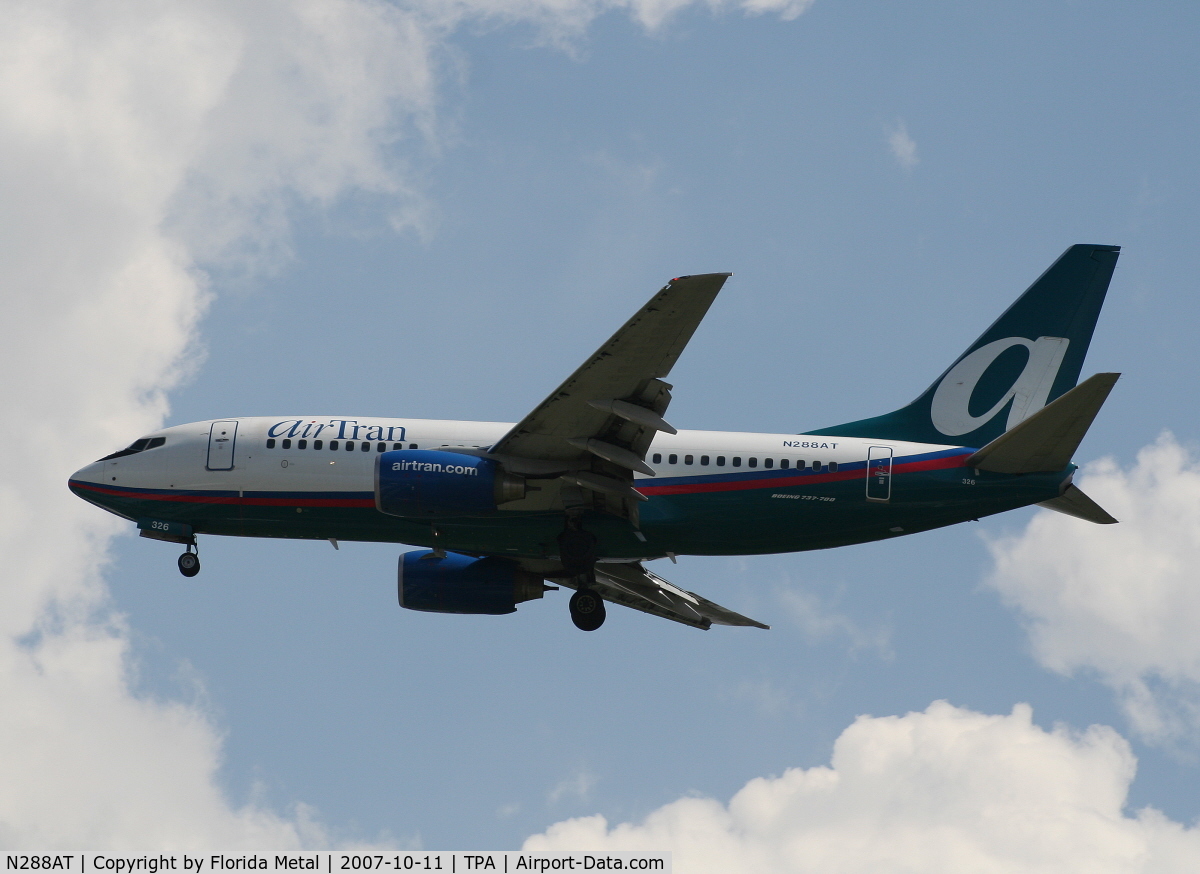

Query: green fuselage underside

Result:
[74,462,1064,561]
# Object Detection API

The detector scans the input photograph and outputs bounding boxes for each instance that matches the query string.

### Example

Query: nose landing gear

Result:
[177,543,200,577]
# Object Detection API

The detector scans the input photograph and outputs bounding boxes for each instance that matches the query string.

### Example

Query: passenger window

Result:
[829,461,839,472]
[410,444,418,449]
[377,443,386,452]
[780,459,789,469]
[653,453,662,463]
[282,439,291,449]
[701,456,710,466]
[392,443,403,450]
[732,457,741,467]
[748,458,757,468]
[812,461,822,472]
[764,458,773,468]
[346,442,356,451]
[669,454,678,464]
[796,460,805,470]
[266,439,276,449]
[298,439,307,449]
[330,441,339,450]
[716,456,726,466]
[684,455,693,465]
[314,440,323,450]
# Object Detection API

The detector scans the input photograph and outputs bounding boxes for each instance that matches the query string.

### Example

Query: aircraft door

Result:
[866,446,892,502]
[207,420,238,471]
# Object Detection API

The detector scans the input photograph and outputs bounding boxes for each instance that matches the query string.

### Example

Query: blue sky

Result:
[6,0,1200,865]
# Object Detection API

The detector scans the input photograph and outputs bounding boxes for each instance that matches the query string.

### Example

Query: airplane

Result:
[69,244,1122,632]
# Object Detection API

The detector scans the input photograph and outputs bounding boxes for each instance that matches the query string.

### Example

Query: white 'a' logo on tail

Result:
[930,336,1069,437]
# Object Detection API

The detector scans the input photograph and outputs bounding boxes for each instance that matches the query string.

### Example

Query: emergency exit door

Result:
[207,420,238,471]
[866,446,893,502]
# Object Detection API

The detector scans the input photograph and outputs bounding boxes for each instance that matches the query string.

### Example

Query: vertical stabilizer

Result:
[810,244,1119,447]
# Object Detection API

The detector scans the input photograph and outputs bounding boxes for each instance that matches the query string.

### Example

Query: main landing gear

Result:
[569,587,606,631]
[558,519,606,631]
[177,543,200,577]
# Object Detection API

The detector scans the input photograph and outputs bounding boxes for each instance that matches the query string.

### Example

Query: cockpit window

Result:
[97,435,166,461]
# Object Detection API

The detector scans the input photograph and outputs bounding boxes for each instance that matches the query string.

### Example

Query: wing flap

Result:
[491,274,729,463]
[588,562,770,631]
[487,273,729,521]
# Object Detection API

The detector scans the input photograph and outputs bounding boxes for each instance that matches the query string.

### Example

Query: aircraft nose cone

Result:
[68,460,106,494]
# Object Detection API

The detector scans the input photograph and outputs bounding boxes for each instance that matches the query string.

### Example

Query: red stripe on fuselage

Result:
[70,481,375,508]
[73,450,971,506]
[635,453,968,497]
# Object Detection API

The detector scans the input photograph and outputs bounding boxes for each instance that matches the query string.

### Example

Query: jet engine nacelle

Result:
[398,550,547,615]
[375,449,524,517]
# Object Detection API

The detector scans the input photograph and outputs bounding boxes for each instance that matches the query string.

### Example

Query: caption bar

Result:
[5,855,668,874]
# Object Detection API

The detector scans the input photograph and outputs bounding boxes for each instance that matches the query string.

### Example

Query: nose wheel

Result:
[177,548,200,578]
[569,587,606,631]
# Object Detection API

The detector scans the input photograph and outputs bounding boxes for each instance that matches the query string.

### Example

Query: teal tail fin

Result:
[810,244,1120,448]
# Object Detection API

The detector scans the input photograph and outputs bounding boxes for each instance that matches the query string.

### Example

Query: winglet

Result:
[967,372,1119,473]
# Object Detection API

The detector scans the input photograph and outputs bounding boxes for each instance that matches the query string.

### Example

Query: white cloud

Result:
[167,0,444,267]
[549,766,599,805]
[525,700,1200,872]
[0,0,440,848]
[886,120,918,171]
[425,0,816,36]
[730,678,795,717]
[779,587,891,657]
[0,0,814,849]
[986,433,1200,745]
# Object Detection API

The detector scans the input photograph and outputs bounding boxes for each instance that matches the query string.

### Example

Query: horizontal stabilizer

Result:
[1038,484,1118,524]
[967,372,1119,473]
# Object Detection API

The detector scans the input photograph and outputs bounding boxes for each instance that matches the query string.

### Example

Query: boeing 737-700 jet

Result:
[70,244,1122,631]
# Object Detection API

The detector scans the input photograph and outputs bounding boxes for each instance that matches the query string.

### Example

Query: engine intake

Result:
[398,550,547,615]
[375,449,525,517]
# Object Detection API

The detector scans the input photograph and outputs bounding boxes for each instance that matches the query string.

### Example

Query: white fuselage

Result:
[72,415,940,500]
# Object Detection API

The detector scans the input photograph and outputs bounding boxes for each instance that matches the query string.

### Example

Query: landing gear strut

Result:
[557,524,597,576]
[177,543,200,577]
[569,587,606,631]
[559,518,605,630]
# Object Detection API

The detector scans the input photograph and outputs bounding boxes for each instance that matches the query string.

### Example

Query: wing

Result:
[488,273,730,521]
[580,562,769,631]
